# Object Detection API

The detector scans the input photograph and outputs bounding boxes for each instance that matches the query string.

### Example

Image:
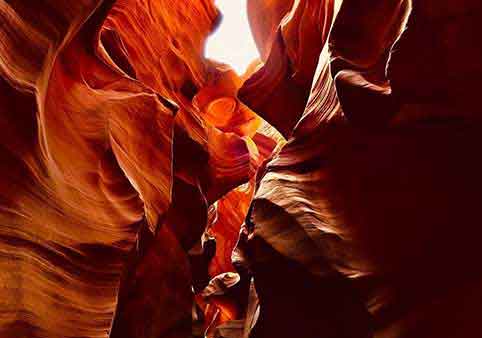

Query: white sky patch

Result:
[205,0,259,74]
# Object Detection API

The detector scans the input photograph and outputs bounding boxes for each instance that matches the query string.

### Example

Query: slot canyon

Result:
[1,0,482,337]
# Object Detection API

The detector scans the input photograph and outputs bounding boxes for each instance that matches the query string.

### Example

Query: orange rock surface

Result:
[1,1,482,338]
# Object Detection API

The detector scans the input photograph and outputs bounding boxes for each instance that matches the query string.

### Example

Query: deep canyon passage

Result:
[1,0,482,338]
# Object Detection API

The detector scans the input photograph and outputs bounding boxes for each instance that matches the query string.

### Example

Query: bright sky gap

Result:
[205,0,260,74]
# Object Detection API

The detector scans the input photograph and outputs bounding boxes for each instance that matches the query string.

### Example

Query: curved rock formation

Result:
[1,0,482,338]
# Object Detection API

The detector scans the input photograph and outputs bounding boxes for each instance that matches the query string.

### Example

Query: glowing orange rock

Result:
[2,1,482,338]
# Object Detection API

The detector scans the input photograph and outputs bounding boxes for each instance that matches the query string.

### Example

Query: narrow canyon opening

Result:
[205,0,259,74]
